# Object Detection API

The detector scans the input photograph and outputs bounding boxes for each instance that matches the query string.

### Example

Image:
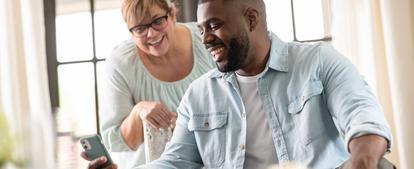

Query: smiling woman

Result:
[46,0,208,168]
[97,0,216,168]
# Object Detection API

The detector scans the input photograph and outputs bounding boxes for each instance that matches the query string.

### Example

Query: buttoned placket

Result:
[226,75,247,169]
[257,73,290,162]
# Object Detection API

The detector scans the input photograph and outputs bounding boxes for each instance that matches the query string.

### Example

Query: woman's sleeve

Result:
[99,50,136,152]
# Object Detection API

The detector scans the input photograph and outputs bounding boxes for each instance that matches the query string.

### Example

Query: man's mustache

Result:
[205,40,225,50]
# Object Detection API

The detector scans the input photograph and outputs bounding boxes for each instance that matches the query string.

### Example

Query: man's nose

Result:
[202,31,214,44]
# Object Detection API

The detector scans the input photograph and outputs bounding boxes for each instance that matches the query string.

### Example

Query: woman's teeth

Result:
[148,36,163,45]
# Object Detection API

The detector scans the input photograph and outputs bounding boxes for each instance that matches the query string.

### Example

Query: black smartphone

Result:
[80,134,113,169]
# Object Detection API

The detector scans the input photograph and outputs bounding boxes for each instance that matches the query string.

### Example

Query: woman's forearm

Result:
[120,109,143,150]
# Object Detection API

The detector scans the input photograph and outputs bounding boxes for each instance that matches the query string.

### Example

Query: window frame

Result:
[289,0,332,42]
[44,0,103,136]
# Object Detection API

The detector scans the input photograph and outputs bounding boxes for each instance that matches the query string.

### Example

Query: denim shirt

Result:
[138,32,392,169]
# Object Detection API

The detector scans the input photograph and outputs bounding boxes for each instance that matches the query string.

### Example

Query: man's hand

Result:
[347,134,388,169]
[80,151,118,169]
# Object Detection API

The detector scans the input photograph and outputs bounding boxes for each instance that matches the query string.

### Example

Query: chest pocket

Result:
[188,112,228,168]
[288,80,324,114]
[287,80,326,147]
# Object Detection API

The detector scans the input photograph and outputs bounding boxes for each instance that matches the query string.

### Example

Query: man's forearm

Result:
[348,134,388,168]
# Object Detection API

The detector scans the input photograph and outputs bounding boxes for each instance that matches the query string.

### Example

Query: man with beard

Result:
[85,0,394,168]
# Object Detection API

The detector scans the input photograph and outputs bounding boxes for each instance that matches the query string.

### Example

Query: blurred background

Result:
[1,0,413,168]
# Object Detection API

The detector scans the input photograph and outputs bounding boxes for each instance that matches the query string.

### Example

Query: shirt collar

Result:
[208,31,289,79]
[267,31,289,72]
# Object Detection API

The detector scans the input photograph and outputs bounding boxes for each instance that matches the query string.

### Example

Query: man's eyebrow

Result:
[200,18,221,25]
[197,17,222,29]
[196,20,208,28]
[196,24,203,29]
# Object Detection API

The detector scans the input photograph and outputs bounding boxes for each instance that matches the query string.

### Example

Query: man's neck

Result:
[236,35,271,76]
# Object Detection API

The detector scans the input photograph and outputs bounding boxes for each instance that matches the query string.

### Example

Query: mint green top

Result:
[99,22,215,169]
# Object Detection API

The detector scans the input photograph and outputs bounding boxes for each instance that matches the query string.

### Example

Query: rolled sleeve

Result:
[319,44,393,153]
[345,122,392,152]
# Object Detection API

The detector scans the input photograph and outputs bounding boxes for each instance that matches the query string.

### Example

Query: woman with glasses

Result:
[96,0,215,168]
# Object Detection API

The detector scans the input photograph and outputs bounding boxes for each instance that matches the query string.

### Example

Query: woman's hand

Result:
[120,101,177,150]
[80,151,118,169]
[134,101,177,130]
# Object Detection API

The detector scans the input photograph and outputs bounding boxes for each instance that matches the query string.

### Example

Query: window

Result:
[264,0,332,42]
[44,0,129,168]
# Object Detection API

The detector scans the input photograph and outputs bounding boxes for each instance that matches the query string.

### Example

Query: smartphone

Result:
[80,134,113,169]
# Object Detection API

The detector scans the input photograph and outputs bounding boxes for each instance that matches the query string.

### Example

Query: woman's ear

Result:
[244,8,259,32]
[170,5,178,23]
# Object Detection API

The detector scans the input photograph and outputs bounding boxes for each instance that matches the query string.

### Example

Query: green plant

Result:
[0,108,19,167]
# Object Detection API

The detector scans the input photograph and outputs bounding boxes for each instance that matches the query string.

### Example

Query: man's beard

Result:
[217,32,250,72]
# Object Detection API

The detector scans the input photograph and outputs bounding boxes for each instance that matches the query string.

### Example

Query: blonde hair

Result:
[121,0,174,28]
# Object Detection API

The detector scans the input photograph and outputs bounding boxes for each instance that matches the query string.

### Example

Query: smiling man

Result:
[85,0,393,168]
[140,0,391,168]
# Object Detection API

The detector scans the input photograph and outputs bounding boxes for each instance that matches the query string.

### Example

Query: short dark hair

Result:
[198,0,215,4]
[197,0,267,22]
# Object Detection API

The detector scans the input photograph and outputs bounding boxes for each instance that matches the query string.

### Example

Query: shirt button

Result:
[239,144,245,150]
[301,95,305,102]
[241,113,246,118]
[204,122,209,128]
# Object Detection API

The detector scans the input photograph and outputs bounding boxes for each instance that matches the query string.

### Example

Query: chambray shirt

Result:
[137,32,392,169]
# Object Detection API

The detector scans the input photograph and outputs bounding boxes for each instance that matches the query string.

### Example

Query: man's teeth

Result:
[211,47,224,56]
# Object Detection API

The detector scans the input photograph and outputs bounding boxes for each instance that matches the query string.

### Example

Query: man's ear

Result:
[244,8,259,32]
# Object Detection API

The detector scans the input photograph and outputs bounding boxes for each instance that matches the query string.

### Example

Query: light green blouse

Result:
[99,22,215,169]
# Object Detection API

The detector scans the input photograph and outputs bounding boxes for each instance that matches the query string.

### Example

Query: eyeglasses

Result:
[129,14,169,38]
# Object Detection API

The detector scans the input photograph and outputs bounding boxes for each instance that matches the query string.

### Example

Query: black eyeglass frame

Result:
[129,13,170,38]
